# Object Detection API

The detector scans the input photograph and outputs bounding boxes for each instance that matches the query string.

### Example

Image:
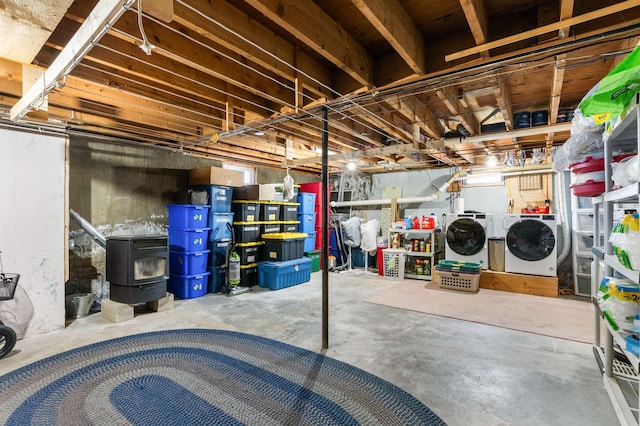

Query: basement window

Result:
[224,164,254,185]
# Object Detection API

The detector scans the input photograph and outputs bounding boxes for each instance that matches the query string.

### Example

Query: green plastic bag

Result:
[578,46,640,124]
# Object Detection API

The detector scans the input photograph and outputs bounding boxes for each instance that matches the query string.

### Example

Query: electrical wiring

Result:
[136,0,155,55]
[11,0,639,171]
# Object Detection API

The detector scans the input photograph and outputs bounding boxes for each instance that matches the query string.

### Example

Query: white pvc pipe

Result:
[331,170,467,207]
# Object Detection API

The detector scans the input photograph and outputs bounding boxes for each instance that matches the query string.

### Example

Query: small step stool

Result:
[102,292,174,323]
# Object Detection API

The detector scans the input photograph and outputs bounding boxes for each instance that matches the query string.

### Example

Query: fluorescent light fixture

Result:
[254,131,265,136]
[465,174,503,185]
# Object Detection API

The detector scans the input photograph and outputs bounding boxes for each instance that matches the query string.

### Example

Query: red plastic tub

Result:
[570,180,605,197]
[569,153,635,174]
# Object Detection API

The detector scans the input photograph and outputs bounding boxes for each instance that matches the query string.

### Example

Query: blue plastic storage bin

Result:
[209,212,234,241]
[167,204,210,229]
[192,185,233,212]
[168,227,210,252]
[208,240,230,267]
[258,257,312,290]
[209,266,226,293]
[304,231,316,252]
[168,271,211,299]
[169,250,210,275]
[297,192,316,213]
[297,212,316,233]
[351,248,365,267]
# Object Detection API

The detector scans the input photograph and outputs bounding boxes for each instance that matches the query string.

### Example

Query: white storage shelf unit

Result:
[591,97,639,426]
[570,201,602,296]
[387,229,441,281]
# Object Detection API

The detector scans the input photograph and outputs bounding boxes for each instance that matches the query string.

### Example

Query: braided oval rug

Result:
[0,329,446,425]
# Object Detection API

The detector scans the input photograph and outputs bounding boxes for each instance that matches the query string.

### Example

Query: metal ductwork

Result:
[69,208,107,248]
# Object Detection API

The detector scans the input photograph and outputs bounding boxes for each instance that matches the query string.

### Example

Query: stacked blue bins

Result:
[297,192,316,254]
[197,184,234,293]
[167,204,211,299]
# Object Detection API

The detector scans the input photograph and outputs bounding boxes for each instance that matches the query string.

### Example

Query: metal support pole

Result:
[322,106,329,349]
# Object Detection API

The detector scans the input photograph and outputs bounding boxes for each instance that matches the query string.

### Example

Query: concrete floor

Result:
[1,271,619,426]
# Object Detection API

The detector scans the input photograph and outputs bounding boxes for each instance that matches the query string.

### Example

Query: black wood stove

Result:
[106,235,168,304]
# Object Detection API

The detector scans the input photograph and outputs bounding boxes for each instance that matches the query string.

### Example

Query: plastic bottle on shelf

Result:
[430,213,438,229]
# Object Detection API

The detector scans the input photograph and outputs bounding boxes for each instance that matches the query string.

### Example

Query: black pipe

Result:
[322,106,329,349]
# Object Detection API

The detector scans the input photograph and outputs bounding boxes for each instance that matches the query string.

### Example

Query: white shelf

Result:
[388,228,441,280]
[575,251,593,258]
[406,251,438,258]
[404,273,432,281]
[604,182,640,203]
[592,246,605,260]
[593,346,639,426]
[604,254,640,283]
[607,102,639,143]
[591,92,639,426]
[394,229,437,235]
[605,320,639,374]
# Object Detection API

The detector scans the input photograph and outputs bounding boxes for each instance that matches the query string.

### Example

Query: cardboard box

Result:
[233,184,285,201]
[188,166,244,187]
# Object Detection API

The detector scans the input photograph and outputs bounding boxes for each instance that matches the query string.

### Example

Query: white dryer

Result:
[445,213,493,268]
[504,214,557,276]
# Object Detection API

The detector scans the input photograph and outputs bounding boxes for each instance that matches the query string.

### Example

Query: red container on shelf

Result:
[569,156,604,174]
[570,180,606,197]
[569,153,635,174]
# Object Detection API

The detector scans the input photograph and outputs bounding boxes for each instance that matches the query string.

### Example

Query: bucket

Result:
[65,293,97,318]
[488,237,505,272]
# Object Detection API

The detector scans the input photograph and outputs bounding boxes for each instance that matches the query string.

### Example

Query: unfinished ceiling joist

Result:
[10,0,134,121]
[445,0,640,62]
[443,123,573,147]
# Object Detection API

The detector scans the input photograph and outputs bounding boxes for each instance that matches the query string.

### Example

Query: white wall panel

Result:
[0,128,66,338]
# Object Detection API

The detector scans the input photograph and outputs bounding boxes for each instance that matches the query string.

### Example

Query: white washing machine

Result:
[445,213,493,268]
[504,214,557,276]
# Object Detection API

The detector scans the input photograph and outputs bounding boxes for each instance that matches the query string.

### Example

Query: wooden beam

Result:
[436,85,479,135]
[350,0,426,75]
[444,122,572,146]
[446,0,640,61]
[558,0,575,39]
[549,54,566,126]
[492,82,513,131]
[384,95,442,139]
[173,0,333,101]
[10,0,131,121]
[287,140,447,166]
[479,270,558,297]
[141,0,174,23]
[243,0,374,88]
[109,11,295,106]
[459,0,489,58]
